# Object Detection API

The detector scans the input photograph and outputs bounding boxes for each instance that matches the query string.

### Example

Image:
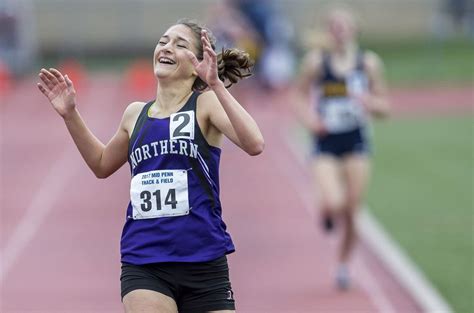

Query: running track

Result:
[3,73,466,312]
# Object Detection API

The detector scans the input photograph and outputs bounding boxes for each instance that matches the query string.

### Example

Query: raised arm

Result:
[37,68,136,178]
[186,31,264,156]
[198,88,264,156]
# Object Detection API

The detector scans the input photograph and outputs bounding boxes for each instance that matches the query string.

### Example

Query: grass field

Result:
[368,116,473,313]
[362,38,474,85]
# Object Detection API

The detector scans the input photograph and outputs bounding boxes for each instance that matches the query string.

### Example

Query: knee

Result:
[341,208,356,220]
[321,197,345,212]
[345,194,363,212]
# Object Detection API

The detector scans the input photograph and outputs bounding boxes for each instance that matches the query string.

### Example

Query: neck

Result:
[333,41,358,57]
[155,78,194,110]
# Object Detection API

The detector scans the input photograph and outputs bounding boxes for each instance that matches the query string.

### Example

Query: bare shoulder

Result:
[122,101,148,133]
[197,90,218,103]
[125,100,147,112]
[302,50,323,71]
[196,90,220,113]
[363,50,384,72]
[299,49,324,81]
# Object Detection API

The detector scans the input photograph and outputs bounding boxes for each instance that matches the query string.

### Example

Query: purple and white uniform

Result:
[120,92,235,265]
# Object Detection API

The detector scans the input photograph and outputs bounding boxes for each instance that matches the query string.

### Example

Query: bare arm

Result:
[62,108,130,178]
[186,30,264,156]
[293,51,326,135]
[361,51,390,118]
[37,68,135,178]
[199,88,264,155]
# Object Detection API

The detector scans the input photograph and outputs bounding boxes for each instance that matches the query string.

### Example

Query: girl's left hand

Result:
[186,30,223,89]
[353,92,371,112]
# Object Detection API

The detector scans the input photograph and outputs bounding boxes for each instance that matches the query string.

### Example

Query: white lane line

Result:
[279,126,397,313]
[0,147,79,282]
[355,253,397,313]
[282,124,452,313]
[358,210,454,313]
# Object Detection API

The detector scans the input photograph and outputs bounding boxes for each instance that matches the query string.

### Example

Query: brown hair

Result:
[176,18,254,92]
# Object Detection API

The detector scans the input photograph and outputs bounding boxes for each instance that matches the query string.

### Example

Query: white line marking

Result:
[274,132,396,313]
[355,253,397,313]
[0,147,79,282]
[358,210,454,313]
[282,124,453,313]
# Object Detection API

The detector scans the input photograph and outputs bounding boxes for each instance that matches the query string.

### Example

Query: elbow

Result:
[373,110,389,120]
[378,104,391,119]
[371,100,391,119]
[381,111,390,119]
[94,168,111,179]
[95,172,109,179]
[246,139,265,156]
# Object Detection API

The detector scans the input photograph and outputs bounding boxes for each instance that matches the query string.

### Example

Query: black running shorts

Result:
[313,128,371,158]
[120,255,235,312]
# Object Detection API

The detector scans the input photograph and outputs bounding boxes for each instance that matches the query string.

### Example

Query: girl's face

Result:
[327,10,356,46]
[153,24,199,80]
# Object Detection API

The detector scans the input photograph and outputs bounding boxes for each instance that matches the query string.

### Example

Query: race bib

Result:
[346,71,368,96]
[130,169,190,220]
[322,98,364,133]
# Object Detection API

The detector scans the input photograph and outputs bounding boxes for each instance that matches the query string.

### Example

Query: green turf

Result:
[361,38,474,85]
[368,116,473,313]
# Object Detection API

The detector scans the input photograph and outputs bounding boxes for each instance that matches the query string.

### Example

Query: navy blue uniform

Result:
[313,51,371,157]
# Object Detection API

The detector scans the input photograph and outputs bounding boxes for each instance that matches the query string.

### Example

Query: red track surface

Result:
[2,74,460,312]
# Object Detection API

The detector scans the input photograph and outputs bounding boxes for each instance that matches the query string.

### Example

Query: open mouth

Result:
[158,57,176,65]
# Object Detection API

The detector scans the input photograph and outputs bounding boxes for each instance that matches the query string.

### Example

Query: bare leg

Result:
[312,155,345,231]
[336,154,371,288]
[340,154,370,262]
[123,289,178,313]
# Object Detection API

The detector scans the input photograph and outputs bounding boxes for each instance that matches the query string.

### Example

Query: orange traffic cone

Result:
[58,59,87,92]
[0,60,13,96]
[124,58,156,99]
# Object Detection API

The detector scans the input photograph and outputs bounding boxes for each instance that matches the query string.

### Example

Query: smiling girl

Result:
[37,19,264,313]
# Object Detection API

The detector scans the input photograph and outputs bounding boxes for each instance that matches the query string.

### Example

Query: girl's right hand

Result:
[37,68,77,119]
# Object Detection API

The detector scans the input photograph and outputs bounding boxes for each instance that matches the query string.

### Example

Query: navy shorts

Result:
[120,255,235,312]
[313,128,370,158]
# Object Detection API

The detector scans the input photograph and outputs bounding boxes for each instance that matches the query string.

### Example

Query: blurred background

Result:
[1,0,473,312]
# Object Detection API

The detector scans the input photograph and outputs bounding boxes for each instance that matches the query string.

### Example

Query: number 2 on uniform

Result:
[140,189,178,211]
[169,111,194,140]
[172,114,190,137]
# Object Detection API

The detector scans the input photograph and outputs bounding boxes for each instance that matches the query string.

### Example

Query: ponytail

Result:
[176,18,254,92]
[193,48,254,92]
